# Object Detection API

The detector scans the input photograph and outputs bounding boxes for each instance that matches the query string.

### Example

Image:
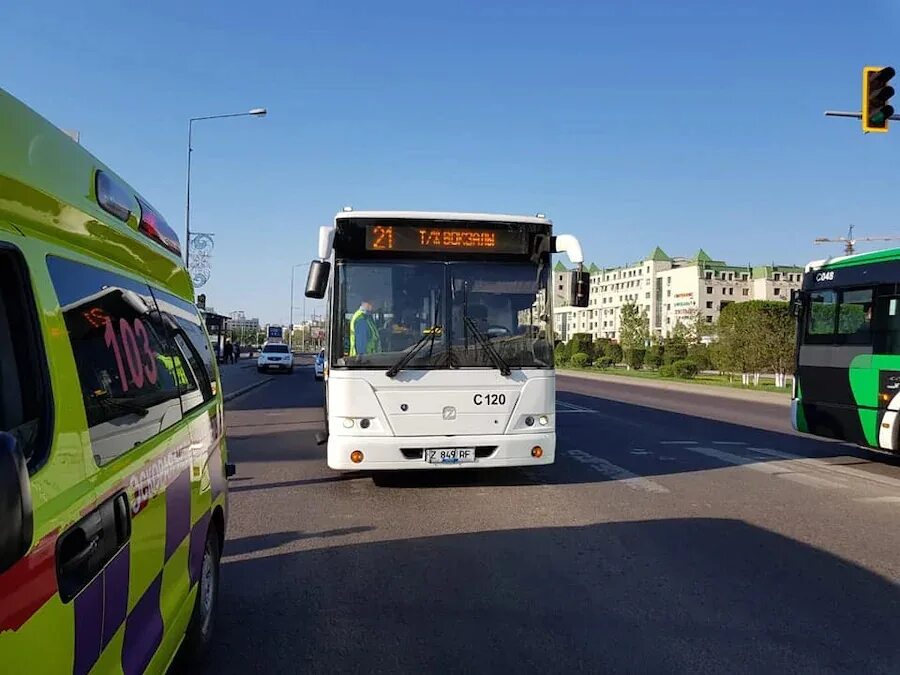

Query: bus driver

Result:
[349,298,381,356]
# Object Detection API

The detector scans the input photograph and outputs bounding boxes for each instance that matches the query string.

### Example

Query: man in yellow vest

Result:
[349,299,381,356]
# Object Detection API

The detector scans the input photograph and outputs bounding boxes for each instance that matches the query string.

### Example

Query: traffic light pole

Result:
[824,110,900,120]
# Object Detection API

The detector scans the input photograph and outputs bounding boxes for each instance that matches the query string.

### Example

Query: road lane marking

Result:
[746,447,900,491]
[630,449,651,455]
[660,440,696,445]
[778,473,848,489]
[686,446,847,489]
[711,441,746,446]
[566,450,669,494]
[556,401,599,413]
[855,496,900,504]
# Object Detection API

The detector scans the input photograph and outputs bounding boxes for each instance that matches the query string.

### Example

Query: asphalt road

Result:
[204,365,900,674]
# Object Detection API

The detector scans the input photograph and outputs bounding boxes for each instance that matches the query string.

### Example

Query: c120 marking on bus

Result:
[815,271,835,282]
[474,393,506,405]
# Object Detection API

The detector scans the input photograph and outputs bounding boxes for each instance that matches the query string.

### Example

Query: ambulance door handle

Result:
[56,510,104,602]
[111,492,131,546]
[56,493,130,603]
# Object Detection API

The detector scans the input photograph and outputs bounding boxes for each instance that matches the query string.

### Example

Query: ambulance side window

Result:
[0,247,51,470]
[47,256,189,465]
[151,288,216,402]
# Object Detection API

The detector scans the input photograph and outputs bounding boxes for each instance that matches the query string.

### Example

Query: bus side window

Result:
[806,289,837,337]
[837,288,873,344]
[874,295,900,354]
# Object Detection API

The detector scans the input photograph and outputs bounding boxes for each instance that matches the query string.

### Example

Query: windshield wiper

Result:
[385,327,442,378]
[464,317,511,376]
[386,289,444,378]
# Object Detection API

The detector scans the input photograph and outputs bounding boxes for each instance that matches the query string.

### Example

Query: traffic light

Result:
[863,65,895,133]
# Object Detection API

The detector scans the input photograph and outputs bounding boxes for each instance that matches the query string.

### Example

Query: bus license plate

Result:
[426,448,475,464]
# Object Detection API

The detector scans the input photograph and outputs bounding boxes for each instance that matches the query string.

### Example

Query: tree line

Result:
[556,300,795,386]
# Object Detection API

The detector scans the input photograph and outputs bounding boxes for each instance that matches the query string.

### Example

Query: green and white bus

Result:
[792,247,900,453]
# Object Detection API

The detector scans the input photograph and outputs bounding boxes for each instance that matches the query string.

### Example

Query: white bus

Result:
[305,210,588,471]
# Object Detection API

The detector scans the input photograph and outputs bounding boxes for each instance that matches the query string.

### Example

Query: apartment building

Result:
[228,310,261,335]
[553,247,801,342]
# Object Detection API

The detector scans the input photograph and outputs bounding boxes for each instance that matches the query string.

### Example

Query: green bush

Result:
[571,352,591,368]
[603,342,623,364]
[594,357,613,369]
[672,359,699,379]
[644,345,663,369]
[569,333,593,359]
[687,343,711,371]
[554,342,568,366]
[625,348,645,370]
[663,342,687,365]
[659,364,675,378]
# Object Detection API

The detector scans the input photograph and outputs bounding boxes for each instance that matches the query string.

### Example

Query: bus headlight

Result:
[525,416,535,427]
[342,418,355,428]
[538,415,549,426]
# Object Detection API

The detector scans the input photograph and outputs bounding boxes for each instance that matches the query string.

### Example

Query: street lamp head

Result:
[249,108,267,117]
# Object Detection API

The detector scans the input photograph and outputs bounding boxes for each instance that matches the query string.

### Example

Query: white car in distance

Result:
[257,343,294,373]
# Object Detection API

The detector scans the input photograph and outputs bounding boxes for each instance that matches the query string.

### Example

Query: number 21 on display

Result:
[104,317,159,391]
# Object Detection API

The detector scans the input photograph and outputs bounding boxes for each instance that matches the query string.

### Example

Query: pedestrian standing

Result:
[224,340,234,365]
[234,341,241,363]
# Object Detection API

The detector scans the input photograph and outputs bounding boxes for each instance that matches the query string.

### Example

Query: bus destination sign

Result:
[365,225,527,254]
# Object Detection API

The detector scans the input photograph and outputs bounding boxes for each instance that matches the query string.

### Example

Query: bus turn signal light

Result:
[350,450,364,464]
[531,446,543,458]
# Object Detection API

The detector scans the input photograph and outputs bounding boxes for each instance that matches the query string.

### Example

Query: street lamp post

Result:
[185,107,267,270]
[290,263,304,351]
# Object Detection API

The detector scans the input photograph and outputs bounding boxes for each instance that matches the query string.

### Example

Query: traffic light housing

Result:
[863,65,895,133]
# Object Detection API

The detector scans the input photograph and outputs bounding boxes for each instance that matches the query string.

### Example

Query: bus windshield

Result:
[333,260,552,370]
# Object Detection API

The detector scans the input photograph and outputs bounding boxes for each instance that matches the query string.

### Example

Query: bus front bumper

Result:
[326,432,555,471]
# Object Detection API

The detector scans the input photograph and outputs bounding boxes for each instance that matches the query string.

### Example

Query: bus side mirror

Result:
[0,431,33,574]
[570,270,590,308]
[790,289,803,318]
[305,260,331,299]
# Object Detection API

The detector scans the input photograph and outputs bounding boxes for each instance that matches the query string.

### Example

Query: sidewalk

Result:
[558,368,791,405]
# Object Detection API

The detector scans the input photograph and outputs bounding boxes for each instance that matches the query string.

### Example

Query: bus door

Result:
[873,291,900,450]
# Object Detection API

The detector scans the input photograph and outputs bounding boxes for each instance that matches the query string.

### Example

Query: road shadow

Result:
[368,467,545,488]
[223,379,898,485]
[556,388,900,481]
[225,368,324,412]
[225,526,376,556]
[230,473,370,493]
[206,518,900,674]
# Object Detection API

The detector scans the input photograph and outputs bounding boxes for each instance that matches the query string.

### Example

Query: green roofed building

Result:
[552,246,802,342]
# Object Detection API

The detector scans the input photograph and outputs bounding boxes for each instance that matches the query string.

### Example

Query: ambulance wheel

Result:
[177,526,221,665]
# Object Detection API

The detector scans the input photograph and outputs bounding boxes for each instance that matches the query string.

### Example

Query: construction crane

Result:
[814,225,900,256]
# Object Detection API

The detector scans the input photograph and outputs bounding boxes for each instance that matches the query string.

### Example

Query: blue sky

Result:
[3,0,899,324]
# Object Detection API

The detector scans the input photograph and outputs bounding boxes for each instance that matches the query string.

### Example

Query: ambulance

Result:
[0,87,230,673]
